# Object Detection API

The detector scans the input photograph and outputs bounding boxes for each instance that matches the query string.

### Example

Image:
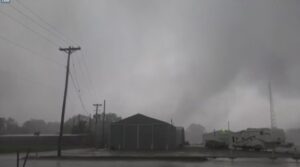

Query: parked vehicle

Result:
[203,128,286,151]
[231,128,285,151]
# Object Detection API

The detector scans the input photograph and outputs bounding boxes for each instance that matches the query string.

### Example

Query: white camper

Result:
[231,128,285,150]
[203,128,286,150]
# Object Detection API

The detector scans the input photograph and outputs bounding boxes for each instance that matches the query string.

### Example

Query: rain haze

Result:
[1,0,300,132]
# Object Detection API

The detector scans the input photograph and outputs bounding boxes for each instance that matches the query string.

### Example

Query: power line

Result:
[15,0,79,45]
[0,8,99,115]
[9,2,69,45]
[1,7,99,108]
[69,71,89,115]
[0,9,60,47]
[70,61,95,115]
[0,65,63,93]
[3,1,100,121]
[3,1,100,104]
[2,1,101,126]
[72,55,98,103]
[80,51,100,101]
[9,1,100,103]
[0,34,64,67]
[70,59,99,119]
[69,70,80,91]
[71,61,82,92]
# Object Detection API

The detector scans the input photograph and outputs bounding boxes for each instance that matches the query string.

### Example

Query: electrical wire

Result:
[72,55,97,102]
[79,51,100,101]
[9,2,100,104]
[69,71,89,115]
[15,0,79,45]
[9,3,68,45]
[0,9,60,47]
[1,3,102,115]
[0,33,64,67]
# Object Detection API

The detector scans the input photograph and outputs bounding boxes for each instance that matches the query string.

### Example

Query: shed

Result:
[110,113,180,150]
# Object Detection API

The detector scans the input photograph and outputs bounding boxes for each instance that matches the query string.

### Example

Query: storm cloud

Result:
[0,0,300,131]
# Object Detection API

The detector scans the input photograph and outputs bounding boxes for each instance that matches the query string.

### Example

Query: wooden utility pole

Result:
[93,103,102,148]
[102,100,106,147]
[57,46,80,157]
[88,113,92,132]
[93,104,102,128]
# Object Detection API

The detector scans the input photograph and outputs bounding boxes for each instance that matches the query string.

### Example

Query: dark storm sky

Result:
[0,0,300,131]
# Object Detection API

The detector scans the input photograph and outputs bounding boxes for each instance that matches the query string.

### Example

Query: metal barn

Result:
[110,113,183,150]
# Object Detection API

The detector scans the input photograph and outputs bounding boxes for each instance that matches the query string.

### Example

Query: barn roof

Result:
[113,113,171,125]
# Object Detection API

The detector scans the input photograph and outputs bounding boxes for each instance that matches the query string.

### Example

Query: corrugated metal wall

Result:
[110,124,177,150]
[139,125,152,150]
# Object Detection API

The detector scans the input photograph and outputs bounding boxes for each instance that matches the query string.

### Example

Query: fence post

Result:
[16,151,19,167]
[22,149,30,167]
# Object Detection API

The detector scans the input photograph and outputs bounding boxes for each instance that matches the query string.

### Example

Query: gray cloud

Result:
[0,0,300,131]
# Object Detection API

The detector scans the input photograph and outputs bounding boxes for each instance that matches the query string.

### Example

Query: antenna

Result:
[268,82,277,129]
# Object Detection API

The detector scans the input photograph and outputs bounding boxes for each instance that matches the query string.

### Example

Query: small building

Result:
[203,130,231,149]
[110,113,184,150]
[176,127,185,148]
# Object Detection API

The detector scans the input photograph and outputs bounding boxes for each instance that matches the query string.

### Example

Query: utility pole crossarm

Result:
[59,46,81,53]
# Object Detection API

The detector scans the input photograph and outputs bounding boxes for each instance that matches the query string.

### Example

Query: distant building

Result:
[176,127,185,148]
[185,123,205,144]
[109,113,184,150]
[203,129,231,149]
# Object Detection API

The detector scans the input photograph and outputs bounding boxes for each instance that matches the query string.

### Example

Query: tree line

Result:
[0,113,121,135]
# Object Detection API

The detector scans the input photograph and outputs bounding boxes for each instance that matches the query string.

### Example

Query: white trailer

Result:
[231,128,285,151]
[203,128,286,150]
